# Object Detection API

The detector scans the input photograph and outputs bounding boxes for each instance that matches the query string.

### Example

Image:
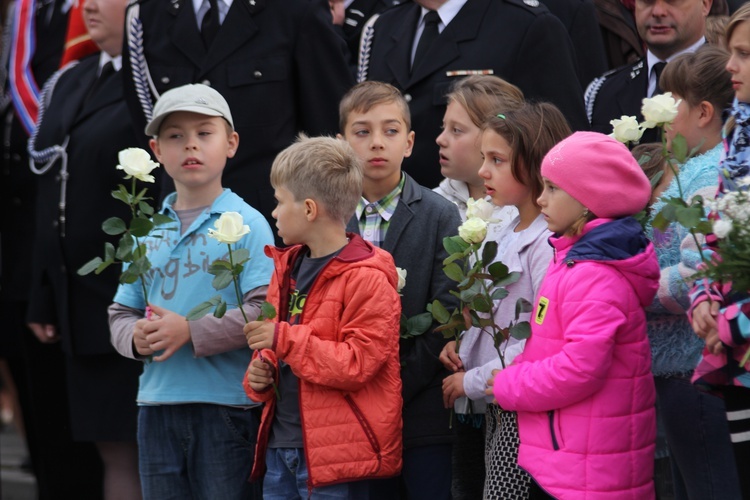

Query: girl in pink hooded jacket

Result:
[490,132,660,499]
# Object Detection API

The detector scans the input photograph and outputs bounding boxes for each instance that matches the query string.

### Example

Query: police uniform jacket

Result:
[122,0,354,228]
[362,0,588,189]
[586,57,662,143]
[27,55,153,356]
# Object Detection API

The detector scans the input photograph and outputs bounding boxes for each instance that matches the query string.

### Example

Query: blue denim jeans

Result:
[655,376,741,499]
[137,404,262,500]
[263,448,373,499]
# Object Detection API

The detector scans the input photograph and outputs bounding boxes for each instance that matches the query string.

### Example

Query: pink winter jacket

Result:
[494,218,659,499]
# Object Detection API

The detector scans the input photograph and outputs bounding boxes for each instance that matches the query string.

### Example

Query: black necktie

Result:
[412,10,440,73]
[88,61,115,101]
[201,0,220,48]
[652,61,667,96]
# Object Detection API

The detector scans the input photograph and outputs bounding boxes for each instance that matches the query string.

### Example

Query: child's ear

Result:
[227,132,240,158]
[697,100,715,128]
[404,130,415,158]
[149,138,162,162]
[304,198,318,221]
[336,132,344,140]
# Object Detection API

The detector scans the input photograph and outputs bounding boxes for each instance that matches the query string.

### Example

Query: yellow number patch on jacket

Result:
[535,297,549,325]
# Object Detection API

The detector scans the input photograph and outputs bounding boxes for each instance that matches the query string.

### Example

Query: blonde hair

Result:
[270,135,363,224]
[446,75,524,127]
[723,3,750,134]
[339,81,411,132]
[706,15,730,46]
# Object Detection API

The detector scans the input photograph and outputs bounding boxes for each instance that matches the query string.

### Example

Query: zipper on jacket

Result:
[548,410,560,451]
[344,394,382,458]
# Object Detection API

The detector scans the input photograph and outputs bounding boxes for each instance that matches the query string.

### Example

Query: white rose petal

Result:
[712,219,733,239]
[396,267,407,293]
[641,93,681,129]
[116,148,160,183]
[609,115,644,144]
[208,211,251,244]
[458,217,488,244]
[466,198,495,222]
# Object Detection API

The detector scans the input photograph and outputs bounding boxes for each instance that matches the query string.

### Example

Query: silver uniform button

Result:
[201,79,211,86]
[161,76,170,84]
[253,70,262,79]
[404,93,412,103]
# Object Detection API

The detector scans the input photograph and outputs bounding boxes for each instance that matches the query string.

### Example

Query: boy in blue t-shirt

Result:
[108,84,274,499]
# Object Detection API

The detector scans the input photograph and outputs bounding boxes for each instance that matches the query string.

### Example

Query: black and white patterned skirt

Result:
[484,404,531,499]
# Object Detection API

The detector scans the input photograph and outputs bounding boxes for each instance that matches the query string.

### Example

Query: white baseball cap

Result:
[145,83,234,136]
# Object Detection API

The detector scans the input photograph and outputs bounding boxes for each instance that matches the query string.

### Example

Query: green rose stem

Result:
[126,176,152,319]
[227,243,249,324]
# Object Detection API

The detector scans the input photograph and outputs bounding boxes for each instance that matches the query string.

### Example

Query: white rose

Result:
[609,115,644,144]
[458,217,488,244]
[466,198,495,222]
[713,219,733,239]
[116,148,160,183]
[208,212,251,244]
[641,93,681,129]
[396,267,407,293]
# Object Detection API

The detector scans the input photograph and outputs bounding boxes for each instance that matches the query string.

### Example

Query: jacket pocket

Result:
[344,395,382,464]
[548,410,562,450]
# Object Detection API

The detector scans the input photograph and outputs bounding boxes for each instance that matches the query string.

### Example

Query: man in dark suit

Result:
[122,0,353,233]
[0,0,104,497]
[586,0,711,141]
[360,0,588,189]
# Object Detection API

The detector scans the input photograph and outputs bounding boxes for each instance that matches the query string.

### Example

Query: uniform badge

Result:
[629,60,644,80]
[524,0,540,6]
[535,297,549,325]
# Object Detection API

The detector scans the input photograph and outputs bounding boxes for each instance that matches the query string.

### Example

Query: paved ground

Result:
[0,424,36,500]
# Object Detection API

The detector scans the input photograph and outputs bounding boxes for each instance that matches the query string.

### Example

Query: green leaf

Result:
[211,268,234,290]
[671,134,688,164]
[116,234,134,261]
[515,297,534,319]
[209,260,232,272]
[185,296,222,320]
[232,263,245,275]
[95,260,112,274]
[77,257,103,276]
[112,185,130,204]
[459,280,483,303]
[104,242,116,262]
[494,271,521,287]
[129,256,151,275]
[442,252,463,266]
[102,217,127,235]
[488,261,509,280]
[259,301,277,320]
[443,262,464,282]
[132,187,149,205]
[214,299,227,318]
[651,211,670,232]
[130,216,154,237]
[138,201,154,216]
[675,206,703,230]
[406,312,433,336]
[443,235,470,255]
[430,299,451,324]
[477,317,496,329]
[152,213,175,226]
[120,267,141,284]
[481,241,498,265]
[471,295,492,313]
[232,248,250,265]
[491,287,509,301]
[510,321,532,340]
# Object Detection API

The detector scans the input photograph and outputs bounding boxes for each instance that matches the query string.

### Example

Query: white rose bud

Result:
[458,217,488,244]
[641,93,681,129]
[466,198,495,222]
[609,115,644,144]
[712,219,733,239]
[208,212,251,244]
[116,148,160,183]
[396,267,407,293]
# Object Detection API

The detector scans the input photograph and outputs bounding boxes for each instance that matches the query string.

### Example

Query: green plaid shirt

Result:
[356,175,405,248]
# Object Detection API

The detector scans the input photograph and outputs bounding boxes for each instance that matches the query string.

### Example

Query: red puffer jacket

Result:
[244,234,403,488]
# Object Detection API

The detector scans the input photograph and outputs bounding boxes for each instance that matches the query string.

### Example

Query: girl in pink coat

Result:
[489,132,660,499]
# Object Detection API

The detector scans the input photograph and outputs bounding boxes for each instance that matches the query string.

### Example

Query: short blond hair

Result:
[271,135,363,224]
[339,81,411,132]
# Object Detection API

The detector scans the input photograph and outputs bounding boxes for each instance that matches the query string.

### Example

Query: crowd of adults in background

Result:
[0,0,745,498]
